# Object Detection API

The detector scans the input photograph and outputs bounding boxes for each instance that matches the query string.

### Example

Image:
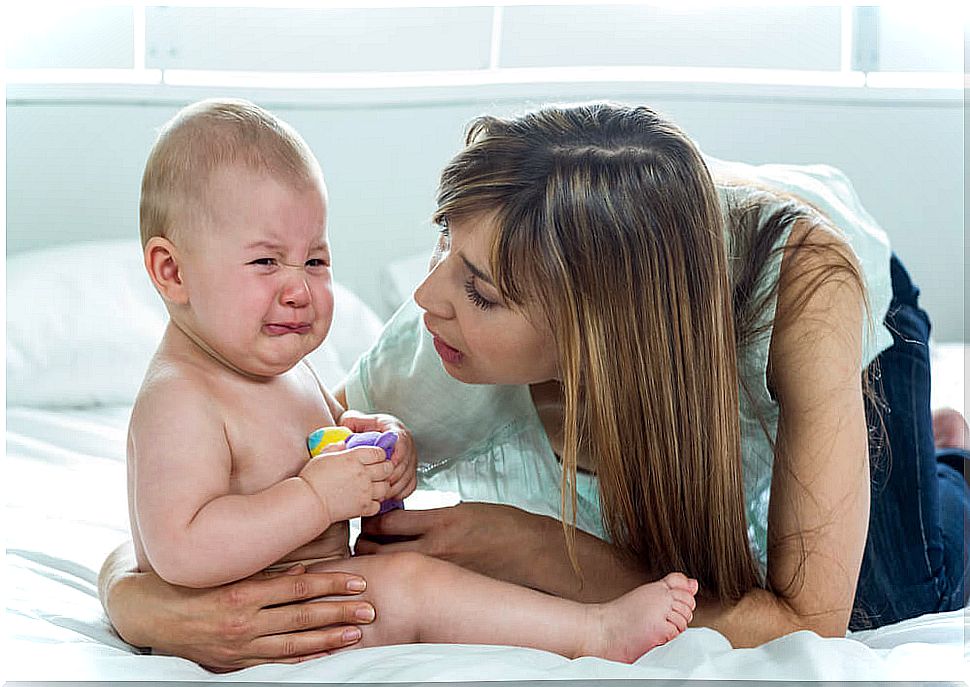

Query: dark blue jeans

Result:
[850,255,969,630]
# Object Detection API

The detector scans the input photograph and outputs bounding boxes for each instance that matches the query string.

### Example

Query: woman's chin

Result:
[440,359,482,384]
[440,360,468,381]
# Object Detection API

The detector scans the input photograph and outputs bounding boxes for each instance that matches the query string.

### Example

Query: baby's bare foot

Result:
[582,572,698,663]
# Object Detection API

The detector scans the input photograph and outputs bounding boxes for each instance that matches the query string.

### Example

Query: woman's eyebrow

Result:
[460,254,495,286]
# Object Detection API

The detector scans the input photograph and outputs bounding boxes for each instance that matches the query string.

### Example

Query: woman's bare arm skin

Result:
[98,541,375,671]
[690,221,871,644]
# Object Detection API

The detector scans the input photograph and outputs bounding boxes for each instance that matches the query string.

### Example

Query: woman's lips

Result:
[431,335,464,364]
[424,315,464,364]
[264,323,312,336]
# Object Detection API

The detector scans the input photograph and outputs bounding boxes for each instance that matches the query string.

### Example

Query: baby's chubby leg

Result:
[307,554,697,661]
[305,553,426,649]
[310,552,567,650]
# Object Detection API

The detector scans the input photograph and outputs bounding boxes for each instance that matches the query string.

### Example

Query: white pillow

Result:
[6,240,384,408]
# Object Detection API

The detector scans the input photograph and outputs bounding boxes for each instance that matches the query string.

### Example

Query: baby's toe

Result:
[672,588,696,609]
[666,607,688,633]
[671,599,694,626]
[662,572,697,593]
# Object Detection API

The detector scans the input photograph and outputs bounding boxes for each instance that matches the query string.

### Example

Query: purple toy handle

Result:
[346,431,404,513]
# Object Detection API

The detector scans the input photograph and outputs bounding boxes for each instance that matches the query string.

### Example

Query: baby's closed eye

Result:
[247,257,330,271]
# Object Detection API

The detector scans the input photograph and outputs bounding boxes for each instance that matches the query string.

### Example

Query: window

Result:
[6,2,964,93]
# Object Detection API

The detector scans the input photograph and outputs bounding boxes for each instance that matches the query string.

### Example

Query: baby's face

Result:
[176,164,333,378]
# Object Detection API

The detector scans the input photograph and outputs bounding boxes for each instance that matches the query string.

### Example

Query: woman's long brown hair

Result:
[433,103,869,603]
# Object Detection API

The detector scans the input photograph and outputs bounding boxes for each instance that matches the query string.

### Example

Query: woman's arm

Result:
[696,220,871,644]
[99,541,376,671]
[356,503,654,602]
[358,501,844,647]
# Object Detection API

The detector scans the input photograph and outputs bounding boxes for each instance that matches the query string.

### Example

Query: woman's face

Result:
[413,212,559,386]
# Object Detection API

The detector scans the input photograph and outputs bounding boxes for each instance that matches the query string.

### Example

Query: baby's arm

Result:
[131,379,388,588]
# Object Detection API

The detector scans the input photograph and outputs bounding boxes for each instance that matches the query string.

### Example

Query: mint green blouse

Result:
[344,159,893,573]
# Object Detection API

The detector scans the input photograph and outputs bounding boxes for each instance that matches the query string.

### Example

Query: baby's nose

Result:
[280,271,311,307]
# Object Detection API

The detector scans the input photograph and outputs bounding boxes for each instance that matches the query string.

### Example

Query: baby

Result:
[128,98,400,584]
[128,98,697,663]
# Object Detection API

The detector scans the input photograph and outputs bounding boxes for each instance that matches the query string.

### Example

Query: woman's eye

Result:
[437,225,451,248]
[464,277,495,311]
[250,258,277,267]
[305,258,329,268]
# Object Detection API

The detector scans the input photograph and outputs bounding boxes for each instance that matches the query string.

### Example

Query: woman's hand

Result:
[338,410,417,501]
[355,503,535,582]
[101,545,376,672]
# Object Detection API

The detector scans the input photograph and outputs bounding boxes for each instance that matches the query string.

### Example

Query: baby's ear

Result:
[144,236,188,305]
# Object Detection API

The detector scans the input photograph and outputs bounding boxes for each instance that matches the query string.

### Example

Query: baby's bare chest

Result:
[224,381,335,494]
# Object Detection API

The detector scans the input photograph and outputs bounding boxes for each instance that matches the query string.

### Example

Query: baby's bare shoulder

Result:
[296,359,341,421]
[130,356,226,446]
[138,354,215,403]
[127,357,235,495]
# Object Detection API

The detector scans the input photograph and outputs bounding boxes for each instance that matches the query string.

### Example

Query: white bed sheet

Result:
[5,402,968,683]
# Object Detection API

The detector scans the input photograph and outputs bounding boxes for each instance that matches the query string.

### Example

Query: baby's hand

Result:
[339,411,417,501]
[299,443,392,523]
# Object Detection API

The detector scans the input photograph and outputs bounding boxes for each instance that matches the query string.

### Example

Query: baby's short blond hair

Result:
[140,98,322,247]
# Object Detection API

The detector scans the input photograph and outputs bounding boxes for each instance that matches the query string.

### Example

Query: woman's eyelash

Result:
[464,277,494,311]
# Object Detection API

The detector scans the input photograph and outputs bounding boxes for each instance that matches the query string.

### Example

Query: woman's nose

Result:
[413,257,454,319]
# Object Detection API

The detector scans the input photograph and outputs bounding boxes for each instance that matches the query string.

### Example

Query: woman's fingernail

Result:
[347,578,366,592]
[356,606,376,622]
[343,627,362,642]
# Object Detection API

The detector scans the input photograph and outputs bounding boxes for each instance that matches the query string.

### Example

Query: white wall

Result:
[6,83,964,340]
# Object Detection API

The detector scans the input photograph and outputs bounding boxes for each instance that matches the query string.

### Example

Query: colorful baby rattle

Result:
[307,426,404,514]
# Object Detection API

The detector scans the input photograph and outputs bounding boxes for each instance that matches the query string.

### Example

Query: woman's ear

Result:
[144,236,188,305]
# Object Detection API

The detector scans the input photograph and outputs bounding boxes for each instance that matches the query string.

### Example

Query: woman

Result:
[100,103,968,670]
